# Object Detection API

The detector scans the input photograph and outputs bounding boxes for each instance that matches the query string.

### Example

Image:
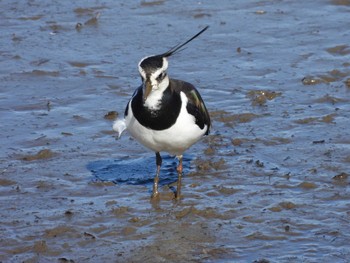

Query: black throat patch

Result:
[130,85,182,130]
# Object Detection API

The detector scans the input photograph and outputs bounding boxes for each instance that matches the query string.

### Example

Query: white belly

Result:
[125,92,207,156]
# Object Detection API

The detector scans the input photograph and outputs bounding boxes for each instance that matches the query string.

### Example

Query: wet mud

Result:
[1,0,350,262]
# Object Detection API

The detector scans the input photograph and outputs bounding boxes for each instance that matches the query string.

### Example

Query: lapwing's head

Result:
[138,55,170,102]
[137,26,209,103]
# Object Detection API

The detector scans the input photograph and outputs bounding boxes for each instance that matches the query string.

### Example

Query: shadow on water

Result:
[87,155,193,186]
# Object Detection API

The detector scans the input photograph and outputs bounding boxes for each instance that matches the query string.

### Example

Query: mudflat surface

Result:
[1,1,350,262]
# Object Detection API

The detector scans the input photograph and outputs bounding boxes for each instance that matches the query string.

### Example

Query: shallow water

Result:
[87,155,192,186]
[1,0,350,262]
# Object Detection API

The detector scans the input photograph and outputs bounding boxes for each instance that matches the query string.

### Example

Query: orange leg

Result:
[176,155,183,199]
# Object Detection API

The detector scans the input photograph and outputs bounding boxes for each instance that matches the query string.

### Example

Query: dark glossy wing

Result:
[124,85,142,118]
[170,79,211,135]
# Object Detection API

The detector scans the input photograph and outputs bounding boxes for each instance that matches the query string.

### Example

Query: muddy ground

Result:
[1,0,350,262]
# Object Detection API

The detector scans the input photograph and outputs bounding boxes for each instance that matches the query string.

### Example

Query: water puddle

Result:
[87,155,192,186]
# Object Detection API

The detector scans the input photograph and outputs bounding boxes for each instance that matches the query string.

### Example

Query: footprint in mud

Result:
[87,155,192,186]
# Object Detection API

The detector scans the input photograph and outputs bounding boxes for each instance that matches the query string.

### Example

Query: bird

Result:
[113,26,211,199]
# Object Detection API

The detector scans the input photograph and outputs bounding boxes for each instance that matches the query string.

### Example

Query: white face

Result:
[138,56,170,109]
[138,56,169,91]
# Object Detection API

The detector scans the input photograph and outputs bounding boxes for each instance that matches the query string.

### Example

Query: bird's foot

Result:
[174,191,181,201]
[151,190,160,199]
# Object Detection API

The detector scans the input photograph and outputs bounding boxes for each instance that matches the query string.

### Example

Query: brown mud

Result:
[1,0,350,262]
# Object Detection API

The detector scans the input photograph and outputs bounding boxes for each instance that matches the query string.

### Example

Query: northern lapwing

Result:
[114,26,211,199]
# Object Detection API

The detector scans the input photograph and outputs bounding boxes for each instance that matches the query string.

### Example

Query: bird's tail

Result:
[113,119,127,139]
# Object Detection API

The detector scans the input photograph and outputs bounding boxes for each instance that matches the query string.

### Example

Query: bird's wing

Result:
[170,79,211,134]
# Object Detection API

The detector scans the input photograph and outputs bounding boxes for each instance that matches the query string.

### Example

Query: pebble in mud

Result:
[58,258,75,263]
[253,258,270,263]
[246,90,282,106]
[75,11,101,30]
[302,76,323,85]
[332,172,349,186]
[333,172,348,180]
[104,111,118,120]
[285,225,292,234]
[253,259,270,263]
[75,22,83,30]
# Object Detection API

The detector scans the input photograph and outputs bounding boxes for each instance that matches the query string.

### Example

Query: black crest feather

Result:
[160,26,209,57]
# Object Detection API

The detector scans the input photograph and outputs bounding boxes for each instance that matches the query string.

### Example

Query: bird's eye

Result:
[156,72,166,82]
